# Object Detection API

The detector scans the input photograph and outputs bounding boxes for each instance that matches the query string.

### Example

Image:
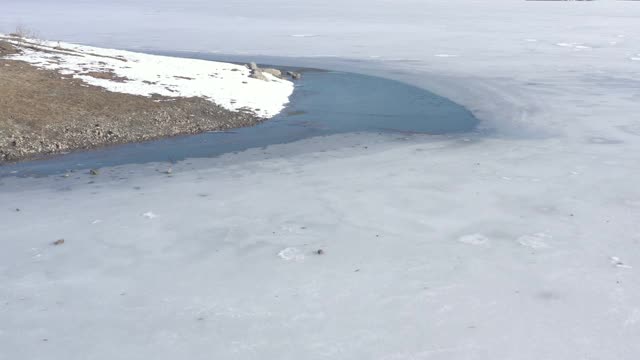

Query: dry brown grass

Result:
[0,41,19,56]
[0,59,258,162]
[0,60,149,130]
[81,70,131,83]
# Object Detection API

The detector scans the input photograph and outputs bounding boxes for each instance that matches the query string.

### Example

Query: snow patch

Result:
[142,211,157,219]
[556,42,591,51]
[458,233,489,246]
[278,247,305,262]
[0,36,294,118]
[517,233,552,249]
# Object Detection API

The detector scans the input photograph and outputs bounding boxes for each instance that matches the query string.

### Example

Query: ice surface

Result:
[2,0,640,359]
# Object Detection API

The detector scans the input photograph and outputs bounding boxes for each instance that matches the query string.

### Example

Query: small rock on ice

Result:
[610,256,632,269]
[262,68,282,77]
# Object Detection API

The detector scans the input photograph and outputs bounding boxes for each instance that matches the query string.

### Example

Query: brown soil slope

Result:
[0,41,259,163]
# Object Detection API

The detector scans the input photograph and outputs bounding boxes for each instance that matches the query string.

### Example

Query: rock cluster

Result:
[287,71,302,80]
[246,62,301,81]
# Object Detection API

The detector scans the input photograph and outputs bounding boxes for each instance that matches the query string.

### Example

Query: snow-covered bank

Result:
[2,1,640,359]
[0,35,294,118]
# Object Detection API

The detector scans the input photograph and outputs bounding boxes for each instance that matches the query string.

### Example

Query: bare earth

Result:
[0,40,259,163]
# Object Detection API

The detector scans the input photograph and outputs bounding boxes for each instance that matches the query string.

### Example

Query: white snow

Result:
[457,233,489,246]
[277,247,306,262]
[556,42,591,50]
[142,211,158,219]
[517,233,552,250]
[0,35,294,118]
[2,0,640,359]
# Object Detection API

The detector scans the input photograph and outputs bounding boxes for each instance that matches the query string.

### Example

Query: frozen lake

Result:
[0,55,476,177]
[2,0,640,359]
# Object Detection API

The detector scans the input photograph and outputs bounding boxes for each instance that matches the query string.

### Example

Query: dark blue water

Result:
[0,62,477,177]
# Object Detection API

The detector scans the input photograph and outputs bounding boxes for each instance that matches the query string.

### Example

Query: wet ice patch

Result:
[458,234,489,246]
[278,247,305,262]
[517,233,552,249]
[618,123,640,136]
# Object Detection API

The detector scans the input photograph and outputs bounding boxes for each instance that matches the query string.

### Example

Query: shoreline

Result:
[0,36,295,163]
[0,61,479,176]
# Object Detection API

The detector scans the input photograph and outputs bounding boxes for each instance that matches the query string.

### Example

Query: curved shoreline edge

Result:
[0,37,482,167]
